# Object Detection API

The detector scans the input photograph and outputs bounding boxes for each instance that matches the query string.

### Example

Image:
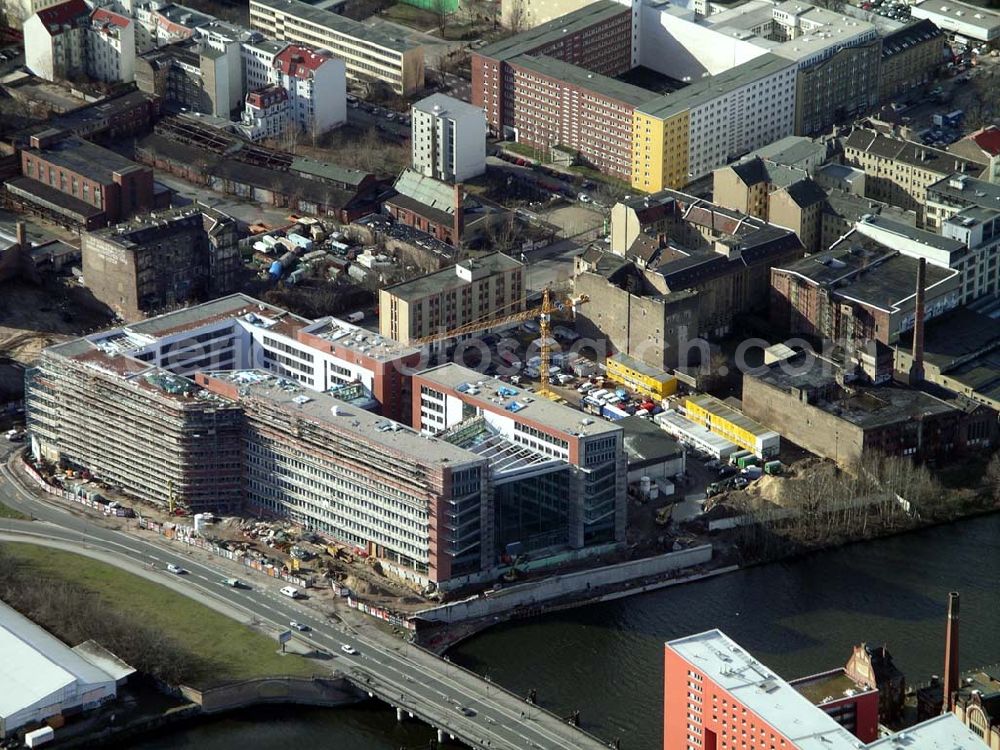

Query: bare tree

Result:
[504,0,528,33]
[432,0,451,35]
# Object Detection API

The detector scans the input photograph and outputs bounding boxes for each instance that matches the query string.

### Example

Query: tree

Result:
[432,0,451,35]
[504,0,527,33]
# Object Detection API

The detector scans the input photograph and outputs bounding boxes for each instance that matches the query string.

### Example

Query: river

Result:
[131,514,1000,750]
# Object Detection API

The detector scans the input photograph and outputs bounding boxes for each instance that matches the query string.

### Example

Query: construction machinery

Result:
[412,287,588,399]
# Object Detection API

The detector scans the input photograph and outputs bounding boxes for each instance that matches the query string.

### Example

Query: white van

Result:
[280,586,300,599]
[590,389,609,401]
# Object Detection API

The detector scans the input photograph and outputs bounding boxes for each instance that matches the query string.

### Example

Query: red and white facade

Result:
[273,44,346,137]
[87,7,135,83]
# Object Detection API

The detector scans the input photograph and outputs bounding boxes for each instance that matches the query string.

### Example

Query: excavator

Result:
[412,287,589,399]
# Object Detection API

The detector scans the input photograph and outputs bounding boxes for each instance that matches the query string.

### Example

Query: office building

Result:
[413,363,628,551]
[379,252,525,344]
[81,206,241,321]
[842,127,989,223]
[198,370,487,590]
[248,0,424,95]
[664,629,986,750]
[925,172,1000,230]
[411,93,486,183]
[10,129,154,229]
[242,37,288,92]
[0,601,132,738]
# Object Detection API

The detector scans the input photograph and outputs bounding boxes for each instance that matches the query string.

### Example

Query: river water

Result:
[132,514,1000,750]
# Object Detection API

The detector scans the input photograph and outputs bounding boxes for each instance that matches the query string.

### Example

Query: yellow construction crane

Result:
[412,288,589,399]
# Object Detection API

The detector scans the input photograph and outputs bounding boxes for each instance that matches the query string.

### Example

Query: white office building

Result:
[411,93,487,183]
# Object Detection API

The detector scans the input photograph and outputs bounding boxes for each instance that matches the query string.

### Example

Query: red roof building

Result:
[34,0,88,32]
[274,44,331,79]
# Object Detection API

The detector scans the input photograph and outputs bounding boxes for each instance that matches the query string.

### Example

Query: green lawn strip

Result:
[3,543,317,687]
[0,500,29,519]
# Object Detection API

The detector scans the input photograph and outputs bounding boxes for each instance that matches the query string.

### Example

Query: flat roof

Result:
[0,601,117,721]
[789,669,873,705]
[28,135,145,184]
[477,1,627,61]
[125,293,305,337]
[382,253,522,303]
[609,352,673,382]
[927,173,1000,209]
[911,0,1000,30]
[442,417,565,475]
[511,55,656,107]
[418,363,621,437]
[856,214,966,254]
[686,394,776,439]
[250,0,419,52]
[639,54,793,119]
[868,714,989,750]
[619,415,683,463]
[747,135,827,168]
[656,410,739,452]
[668,630,862,750]
[302,317,420,362]
[211,370,482,463]
[413,92,485,120]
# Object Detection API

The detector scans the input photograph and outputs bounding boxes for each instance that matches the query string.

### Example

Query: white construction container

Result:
[25,727,55,748]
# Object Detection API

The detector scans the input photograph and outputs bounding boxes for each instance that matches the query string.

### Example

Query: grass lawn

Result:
[383,2,438,28]
[0,500,29,519]
[3,543,317,688]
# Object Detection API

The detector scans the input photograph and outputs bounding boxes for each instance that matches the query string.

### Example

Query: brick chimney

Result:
[453,182,464,245]
[943,591,960,714]
[908,257,926,386]
[16,221,26,249]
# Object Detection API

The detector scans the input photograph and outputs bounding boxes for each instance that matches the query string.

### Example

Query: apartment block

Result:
[240,85,289,141]
[248,0,424,95]
[379,253,525,344]
[10,129,154,229]
[198,370,487,589]
[131,1,215,53]
[413,363,628,551]
[87,8,136,83]
[411,93,486,183]
[926,171,1000,229]
[878,20,944,104]
[23,0,87,82]
[136,37,241,118]
[274,44,346,136]
[242,38,288,92]
[632,55,797,191]
[664,629,985,750]
[948,125,1000,184]
[842,127,989,224]
[81,206,241,321]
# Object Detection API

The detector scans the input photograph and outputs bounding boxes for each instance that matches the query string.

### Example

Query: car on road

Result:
[222,578,247,588]
[341,644,358,655]
[290,621,310,632]
[166,563,185,574]
[385,112,396,121]
[455,705,477,717]
[4,429,24,442]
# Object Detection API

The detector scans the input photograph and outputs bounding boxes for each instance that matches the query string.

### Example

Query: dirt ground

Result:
[0,280,114,364]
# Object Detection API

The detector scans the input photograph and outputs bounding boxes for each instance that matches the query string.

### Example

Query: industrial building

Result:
[605,352,677,400]
[910,0,1000,43]
[81,206,241,321]
[9,128,154,229]
[197,370,487,590]
[26,295,422,515]
[379,253,525,345]
[655,410,739,460]
[618,416,685,486]
[248,0,425,95]
[741,355,993,468]
[413,363,628,552]
[663,629,986,750]
[0,601,133,739]
[684,394,779,458]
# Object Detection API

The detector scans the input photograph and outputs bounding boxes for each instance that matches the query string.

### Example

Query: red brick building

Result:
[13,129,154,228]
[471,1,643,180]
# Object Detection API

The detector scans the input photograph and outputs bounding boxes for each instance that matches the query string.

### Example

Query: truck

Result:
[345,311,365,323]
[736,454,759,470]
[764,460,783,476]
[601,403,629,421]
[729,450,752,467]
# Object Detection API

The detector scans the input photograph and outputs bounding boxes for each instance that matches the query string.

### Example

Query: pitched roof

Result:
[782,178,828,208]
[969,125,1000,157]
[844,127,988,176]
[34,0,88,31]
[392,169,464,214]
[91,7,131,28]
[880,19,943,58]
[274,44,332,77]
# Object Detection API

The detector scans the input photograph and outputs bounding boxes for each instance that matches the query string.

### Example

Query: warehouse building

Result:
[655,409,739,460]
[910,0,1000,43]
[248,0,424,95]
[0,601,132,738]
[413,363,628,551]
[684,394,779,458]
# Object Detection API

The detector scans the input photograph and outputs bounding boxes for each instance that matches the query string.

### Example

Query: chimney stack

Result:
[453,182,464,246]
[16,221,26,249]
[943,591,960,714]
[908,257,926,386]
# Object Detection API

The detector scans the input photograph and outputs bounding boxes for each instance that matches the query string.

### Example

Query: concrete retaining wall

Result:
[415,545,713,624]
[180,677,360,714]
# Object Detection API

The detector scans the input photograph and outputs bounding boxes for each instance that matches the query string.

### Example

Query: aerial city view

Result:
[1,0,999,743]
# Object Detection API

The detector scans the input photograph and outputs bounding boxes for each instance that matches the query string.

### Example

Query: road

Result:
[0,448,612,750]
